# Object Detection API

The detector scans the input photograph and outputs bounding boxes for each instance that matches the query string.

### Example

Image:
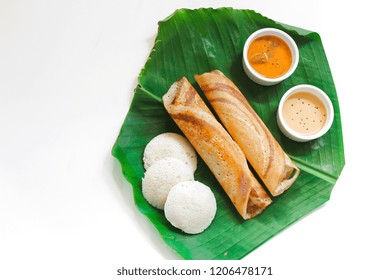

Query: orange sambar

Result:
[247,35,292,79]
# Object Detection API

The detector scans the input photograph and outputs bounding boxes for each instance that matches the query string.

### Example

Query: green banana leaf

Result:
[112,8,345,260]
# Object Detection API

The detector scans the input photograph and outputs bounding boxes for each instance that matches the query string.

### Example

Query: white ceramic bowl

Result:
[277,84,334,142]
[242,28,299,86]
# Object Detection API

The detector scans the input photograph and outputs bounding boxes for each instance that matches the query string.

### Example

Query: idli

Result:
[143,132,197,172]
[142,157,194,209]
[164,181,217,234]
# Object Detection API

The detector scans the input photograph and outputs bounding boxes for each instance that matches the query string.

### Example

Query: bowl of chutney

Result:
[243,28,299,86]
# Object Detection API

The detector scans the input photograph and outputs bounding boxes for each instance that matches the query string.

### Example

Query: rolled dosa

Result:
[195,70,300,196]
[163,77,271,220]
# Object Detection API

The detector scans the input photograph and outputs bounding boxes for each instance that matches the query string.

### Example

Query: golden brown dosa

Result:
[163,77,271,220]
[195,70,300,196]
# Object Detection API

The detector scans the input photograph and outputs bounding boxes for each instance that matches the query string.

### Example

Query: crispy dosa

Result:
[195,70,299,196]
[163,77,271,220]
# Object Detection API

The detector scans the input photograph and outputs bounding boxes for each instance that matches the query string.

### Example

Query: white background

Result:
[1,0,389,279]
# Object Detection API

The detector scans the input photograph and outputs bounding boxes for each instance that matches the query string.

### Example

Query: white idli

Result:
[143,132,197,172]
[164,181,217,234]
[142,157,194,209]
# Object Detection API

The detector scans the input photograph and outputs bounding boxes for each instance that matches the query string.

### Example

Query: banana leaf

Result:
[112,8,345,260]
